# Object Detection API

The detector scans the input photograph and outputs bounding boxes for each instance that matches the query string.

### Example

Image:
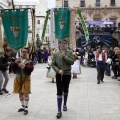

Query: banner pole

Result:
[11,0,21,57]
[11,0,15,10]
[30,8,35,60]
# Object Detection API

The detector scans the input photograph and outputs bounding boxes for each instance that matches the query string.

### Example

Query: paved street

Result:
[0,63,120,120]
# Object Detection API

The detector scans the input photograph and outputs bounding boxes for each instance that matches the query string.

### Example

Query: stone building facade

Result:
[0,0,9,53]
[0,0,50,50]
[56,0,120,47]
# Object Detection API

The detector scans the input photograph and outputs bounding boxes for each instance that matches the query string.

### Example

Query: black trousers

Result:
[97,65,105,82]
[56,74,71,96]
[112,64,119,77]
[38,56,42,63]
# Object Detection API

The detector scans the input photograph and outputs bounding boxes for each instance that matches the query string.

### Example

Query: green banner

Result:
[1,9,28,50]
[41,11,50,40]
[54,8,70,40]
[77,10,89,42]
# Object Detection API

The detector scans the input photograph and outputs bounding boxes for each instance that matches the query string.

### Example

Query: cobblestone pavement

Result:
[0,63,120,120]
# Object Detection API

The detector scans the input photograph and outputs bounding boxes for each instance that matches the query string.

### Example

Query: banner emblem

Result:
[59,21,66,30]
[10,20,21,39]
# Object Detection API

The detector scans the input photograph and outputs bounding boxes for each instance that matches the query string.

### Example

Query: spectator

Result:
[0,47,12,95]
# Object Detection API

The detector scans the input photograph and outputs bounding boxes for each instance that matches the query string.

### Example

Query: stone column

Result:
[70,9,76,49]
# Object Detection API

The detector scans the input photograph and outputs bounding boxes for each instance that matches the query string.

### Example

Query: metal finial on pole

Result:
[62,0,63,7]
[11,0,15,10]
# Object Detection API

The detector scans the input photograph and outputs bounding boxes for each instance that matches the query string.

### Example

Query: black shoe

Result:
[56,113,62,119]
[101,80,104,82]
[63,105,67,111]
[97,82,100,84]
[105,73,110,76]
[2,88,9,93]
[18,105,24,112]
[112,76,117,79]
[52,80,54,83]
[52,78,54,83]
[24,106,28,115]
[0,90,3,95]
[73,76,77,79]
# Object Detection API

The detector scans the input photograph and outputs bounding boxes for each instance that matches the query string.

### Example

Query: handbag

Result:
[106,58,112,64]
[46,67,55,78]
[71,60,81,74]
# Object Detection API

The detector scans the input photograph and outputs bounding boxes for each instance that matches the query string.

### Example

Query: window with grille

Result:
[64,1,68,7]
[37,20,40,24]
[80,0,85,7]
[96,0,100,7]
[111,0,115,6]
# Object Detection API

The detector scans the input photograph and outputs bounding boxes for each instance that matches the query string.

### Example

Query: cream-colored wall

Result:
[84,0,120,7]
[56,0,120,22]
[56,0,120,8]
[79,8,120,21]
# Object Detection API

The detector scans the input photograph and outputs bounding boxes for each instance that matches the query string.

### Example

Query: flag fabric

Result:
[77,10,89,43]
[41,10,50,40]
[54,8,70,40]
[1,9,28,50]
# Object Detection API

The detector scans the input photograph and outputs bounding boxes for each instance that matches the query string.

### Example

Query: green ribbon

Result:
[41,10,50,40]
[77,10,89,43]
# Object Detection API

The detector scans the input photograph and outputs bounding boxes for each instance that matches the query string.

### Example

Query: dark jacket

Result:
[12,59,34,76]
[112,54,120,65]
[52,49,74,73]
[0,54,9,71]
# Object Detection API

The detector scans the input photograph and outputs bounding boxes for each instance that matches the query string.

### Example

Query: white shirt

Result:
[98,53,102,61]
